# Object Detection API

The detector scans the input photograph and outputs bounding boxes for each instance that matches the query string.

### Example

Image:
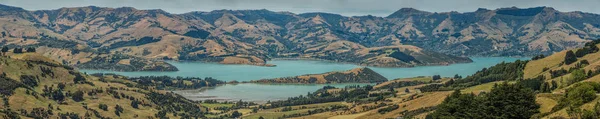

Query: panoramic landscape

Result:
[2,0,600,118]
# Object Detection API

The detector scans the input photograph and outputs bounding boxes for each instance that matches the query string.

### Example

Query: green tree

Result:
[12,48,22,53]
[432,75,441,80]
[131,100,139,109]
[431,83,539,119]
[570,69,587,84]
[551,80,558,90]
[1,46,8,54]
[565,50,578,65]
[115,104,124,117]
[99,104,108,111]
[453,74,462,79]
[566,83,597,106]
[72,90,84,102]
[52,90,65,102]
[541,82,550,93]
[429,90,485,119]
[231,111,242,118]
[582,109,597,119]
[483,83,539,119]
[26,47,36,52]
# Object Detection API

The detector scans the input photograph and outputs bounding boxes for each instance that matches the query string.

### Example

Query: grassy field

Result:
[0,55,200,118]
[524,50,567,79]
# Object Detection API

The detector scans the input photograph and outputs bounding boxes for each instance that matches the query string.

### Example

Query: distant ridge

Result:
[0,4,598,71]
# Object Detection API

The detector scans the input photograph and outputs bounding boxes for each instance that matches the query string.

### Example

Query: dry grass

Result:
[536,94,559,113]
[0,55,184,118]
[524,50,567,79]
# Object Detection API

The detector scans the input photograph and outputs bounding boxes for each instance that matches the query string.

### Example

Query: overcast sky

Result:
[1,0,599,16]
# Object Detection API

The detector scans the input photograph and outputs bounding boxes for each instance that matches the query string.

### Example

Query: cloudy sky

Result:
[1,0,599,16]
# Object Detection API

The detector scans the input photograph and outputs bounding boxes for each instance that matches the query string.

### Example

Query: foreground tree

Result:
[430,83,539,119]
[483,83,539,119]
[429,90,485,118]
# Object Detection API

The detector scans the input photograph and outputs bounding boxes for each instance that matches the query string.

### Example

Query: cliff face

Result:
[250,67,388,84]
[3,5,599,70]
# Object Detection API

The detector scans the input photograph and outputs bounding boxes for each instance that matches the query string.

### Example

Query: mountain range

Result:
[1,4,599,71]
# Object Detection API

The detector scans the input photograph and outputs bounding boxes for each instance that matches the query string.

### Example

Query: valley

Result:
[2,39,600,119]
[1,2,600,119]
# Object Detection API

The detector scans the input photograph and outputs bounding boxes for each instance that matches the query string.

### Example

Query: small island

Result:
[248,67,388,84]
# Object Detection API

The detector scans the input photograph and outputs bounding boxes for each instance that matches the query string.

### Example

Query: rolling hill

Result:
[0,53,231,118]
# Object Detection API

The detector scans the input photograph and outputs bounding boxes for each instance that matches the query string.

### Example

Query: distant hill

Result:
[1,4,600,70]
[249,67,388,84]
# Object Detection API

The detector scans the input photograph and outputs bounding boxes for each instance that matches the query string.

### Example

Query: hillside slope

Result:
[0,54,224,118]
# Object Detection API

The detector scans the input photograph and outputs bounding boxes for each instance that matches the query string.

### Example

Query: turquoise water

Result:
[173,83,371,102]
[80,57,528,101]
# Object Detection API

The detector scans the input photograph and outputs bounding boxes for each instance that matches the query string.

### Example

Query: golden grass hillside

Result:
[0,55,208,118]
